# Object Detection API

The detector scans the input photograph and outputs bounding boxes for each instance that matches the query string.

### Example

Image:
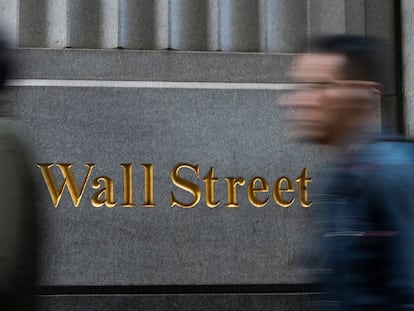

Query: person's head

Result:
[286,35,382,146]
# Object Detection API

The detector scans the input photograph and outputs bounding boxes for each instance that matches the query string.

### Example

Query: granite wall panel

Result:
[11,85,327,286]
[0,1,401,309]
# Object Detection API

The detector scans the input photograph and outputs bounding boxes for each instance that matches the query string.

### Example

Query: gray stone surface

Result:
[309,0,346,36]
[0,0,18,46]
[101,0,119,48]
[381,96,401,133]
[18,0,68,48]
[266,0,307,53]
[364,0,397,97]
[36,292,317,311]
[220,0,261,51]
[405,93,414,135]
[45,0,67,48]
[120,0,168,50]
[12,0,400,56]
[170,0,218,51]
[402,0,414,135]
[12,48,398,97]
[344,0,365,35]
[12,49,295,83]
[308,0,364,36]
[11,85,329,286]
[67,0,102,48]
[19,0,48,47]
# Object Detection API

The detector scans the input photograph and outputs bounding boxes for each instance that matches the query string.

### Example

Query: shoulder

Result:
[348,138,414,213]
[356,136,414,167]
[344,136,414,187]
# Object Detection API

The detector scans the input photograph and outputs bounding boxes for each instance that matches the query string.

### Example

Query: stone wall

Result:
[1,1,400,310]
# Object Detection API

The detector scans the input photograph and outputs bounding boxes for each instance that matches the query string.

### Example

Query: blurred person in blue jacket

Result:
[0,35,37,310]
[286,35,414,310]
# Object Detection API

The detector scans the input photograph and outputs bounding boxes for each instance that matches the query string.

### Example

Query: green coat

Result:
[0,119,37,311]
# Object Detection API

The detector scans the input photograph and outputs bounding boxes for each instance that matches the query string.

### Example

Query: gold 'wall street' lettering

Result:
[36,163,312,209]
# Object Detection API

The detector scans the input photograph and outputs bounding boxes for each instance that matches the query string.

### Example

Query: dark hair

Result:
[0,35,10,90]
[311,34,383,83]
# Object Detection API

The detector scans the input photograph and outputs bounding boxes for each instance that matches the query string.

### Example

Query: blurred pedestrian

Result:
[0,34,37,310]
[286,34,414,310]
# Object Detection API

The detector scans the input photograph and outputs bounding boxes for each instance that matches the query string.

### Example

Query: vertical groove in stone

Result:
[220,0,261,52]
[101,0,119,48]
[155,0,169,49]
[258,0,267,51]
[19,0,48,47]
[266,0,308,52]
[402,0,414,134]
[365,0,396,96]
[364,0,394,40]
[0,0,19,46]
[170,0,218,51]
[14,0,383,53]
[67,0,101,48]
[46,0,67,48]
[365,0,398,132]
[308,0,345,39]
[344,0,364,34]
[207,0,219,51]
[120,0,168,50]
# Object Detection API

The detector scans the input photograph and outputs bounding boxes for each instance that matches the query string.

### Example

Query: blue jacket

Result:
[321,137,414,310]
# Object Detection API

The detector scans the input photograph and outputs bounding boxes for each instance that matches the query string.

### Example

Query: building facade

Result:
[0,1,409,310]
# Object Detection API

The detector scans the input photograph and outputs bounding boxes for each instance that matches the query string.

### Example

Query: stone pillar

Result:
[0,0,19,46]
[19,0,48,47]
[46,0,67,48]
[120,0,168,50]
[309,0,364,38]
[365,0,398,130]
[19,0,67,48]
[265,0,307,52]
[220,0,261,52]
[67,0,102,48]
[402,0,414,135]
[170,0,218,51]
[101,0,119,48]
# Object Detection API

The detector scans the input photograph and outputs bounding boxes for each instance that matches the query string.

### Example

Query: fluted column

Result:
[19,0,48,47]
[220,0,261,52]
[170,0,218,51]
[265,0,307,52]
[19,0,67,48]
[120,0,168,50]
[101,0,119,48]
[0,0,19,46]
[46,0,67,48]
[309,0,365,38]
[67,0,101,48]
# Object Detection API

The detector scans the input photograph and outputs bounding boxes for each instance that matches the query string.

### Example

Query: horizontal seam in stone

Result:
[6,79,300,90]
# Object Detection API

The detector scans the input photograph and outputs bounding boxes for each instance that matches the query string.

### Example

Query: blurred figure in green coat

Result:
[0,34,38,310]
